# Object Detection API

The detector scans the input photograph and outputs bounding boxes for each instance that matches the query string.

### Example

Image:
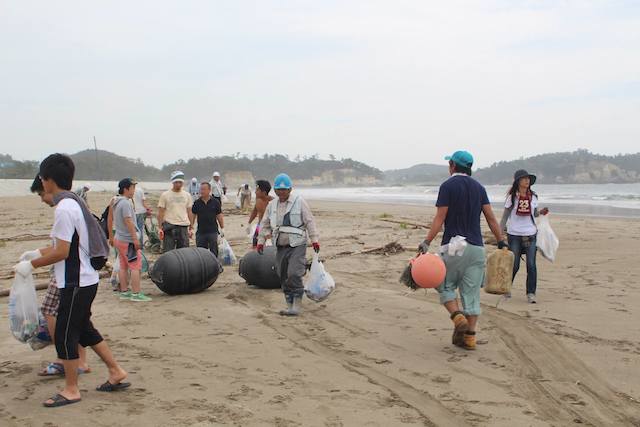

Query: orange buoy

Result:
[410,253,446,288]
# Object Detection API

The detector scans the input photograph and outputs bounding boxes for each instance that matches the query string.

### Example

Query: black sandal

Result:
[43,393,81,407]
[96,380,131,392]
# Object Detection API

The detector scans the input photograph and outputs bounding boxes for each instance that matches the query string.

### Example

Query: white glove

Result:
[219,229,224,238]
[19,249,42,262]
[14,261,34,278]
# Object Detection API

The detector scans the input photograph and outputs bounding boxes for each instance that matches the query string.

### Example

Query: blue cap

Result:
[445,151,473,168]
[274,173,293,190]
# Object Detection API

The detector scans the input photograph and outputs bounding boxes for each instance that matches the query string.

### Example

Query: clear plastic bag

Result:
[235,197,241,209]
[8,272,39,343]
[27,313,52,351]
[304,253,336,302]
[218,237,237,266]
[536,215,559,262]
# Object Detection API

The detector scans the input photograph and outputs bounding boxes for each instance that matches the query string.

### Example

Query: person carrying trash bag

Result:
[499,169,550,304]
[419,151,506,350]
[256,173,320,316]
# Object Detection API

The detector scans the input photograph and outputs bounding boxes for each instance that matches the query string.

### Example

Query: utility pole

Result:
[93,136,100,180]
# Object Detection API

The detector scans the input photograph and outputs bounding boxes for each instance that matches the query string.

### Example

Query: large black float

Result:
[150,247,222,295]
[238,246,281,289]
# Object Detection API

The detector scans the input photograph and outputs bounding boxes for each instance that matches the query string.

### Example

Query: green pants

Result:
[436,244,486,316]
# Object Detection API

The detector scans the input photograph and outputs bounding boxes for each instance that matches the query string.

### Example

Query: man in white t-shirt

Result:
[133,183,150,247]
[14,154,129,408]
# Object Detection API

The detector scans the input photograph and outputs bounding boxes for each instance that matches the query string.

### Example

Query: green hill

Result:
[383,164,449,185]
[474,149,640,184]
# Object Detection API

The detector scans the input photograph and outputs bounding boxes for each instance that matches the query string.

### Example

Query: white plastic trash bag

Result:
[304,253,335,302]
[235,197,241,209]
[8,272,39,343]
[218,237,237,266]
[536,215,559,262]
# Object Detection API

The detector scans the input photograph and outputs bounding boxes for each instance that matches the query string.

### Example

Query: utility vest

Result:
[268,195,307,247]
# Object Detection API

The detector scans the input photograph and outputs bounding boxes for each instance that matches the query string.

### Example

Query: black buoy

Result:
[150,247,222,295]
[239,246,281,289]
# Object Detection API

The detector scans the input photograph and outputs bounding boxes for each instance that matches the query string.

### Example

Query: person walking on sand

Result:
[257,173,319,316]
[192,181,224,256]
[133,181,151,248]
[210,171,226,205]
[188,177,199,202]
[237,184,252,212]
[74,183,91,207]
[24,175,91,377]
[14,154,129,408]
[247,180,273,248]
[418,151,506,350]
[500,169,549,304]
[157,171,194,252]
[113,178,151,302]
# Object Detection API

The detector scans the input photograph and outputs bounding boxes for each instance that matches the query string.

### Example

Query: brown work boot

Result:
[450,311,468,347]
[463,331,477,350]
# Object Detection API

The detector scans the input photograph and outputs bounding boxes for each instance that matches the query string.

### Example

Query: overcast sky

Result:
[1,1,639,170]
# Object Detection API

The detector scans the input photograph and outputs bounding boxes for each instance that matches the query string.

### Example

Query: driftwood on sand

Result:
[378,218,430,229]
[326,241,405,260]
[0,233,51,243]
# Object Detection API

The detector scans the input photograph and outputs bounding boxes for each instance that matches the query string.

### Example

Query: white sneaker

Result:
[527,293,537,304]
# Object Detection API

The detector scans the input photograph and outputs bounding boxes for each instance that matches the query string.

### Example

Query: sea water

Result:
[1,179,639,218]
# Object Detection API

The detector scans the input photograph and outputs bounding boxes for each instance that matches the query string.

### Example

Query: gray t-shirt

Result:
[114,197,138,243]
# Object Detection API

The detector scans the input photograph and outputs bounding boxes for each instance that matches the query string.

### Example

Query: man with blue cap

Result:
[257,173,320,316]
[418,151,506,350]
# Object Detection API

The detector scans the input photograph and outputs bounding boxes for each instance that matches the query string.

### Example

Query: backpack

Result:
[97,205,110,240]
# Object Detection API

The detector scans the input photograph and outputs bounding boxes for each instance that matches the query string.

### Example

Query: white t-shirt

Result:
[133,186,146,215]
[51,199,100,288]
[505,194,538,236]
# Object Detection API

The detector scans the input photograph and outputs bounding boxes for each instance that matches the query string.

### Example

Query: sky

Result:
[1,0,639,170]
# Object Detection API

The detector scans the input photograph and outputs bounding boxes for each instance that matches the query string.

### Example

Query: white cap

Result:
[84,183,91,190]
[170,171,185,183]
[212,171,220,177]
[191,177,197,183]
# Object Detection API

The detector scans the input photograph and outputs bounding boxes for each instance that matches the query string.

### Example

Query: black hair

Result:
[451,161,472,176]
[30,174,44,193]
[506,177,537,206]
[39,153,75,190]
[255,180,271,194]
[244,184,249,189]
[200,181,211,189]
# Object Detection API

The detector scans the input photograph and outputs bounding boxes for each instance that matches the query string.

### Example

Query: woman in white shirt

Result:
[500,170,549,303]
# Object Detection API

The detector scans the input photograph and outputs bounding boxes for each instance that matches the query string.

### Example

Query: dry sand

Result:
[0,193,639,426]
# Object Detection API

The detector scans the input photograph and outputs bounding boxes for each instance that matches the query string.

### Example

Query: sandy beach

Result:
[1,193,639,426]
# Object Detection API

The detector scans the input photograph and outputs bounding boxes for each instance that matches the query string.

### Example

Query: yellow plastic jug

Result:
[484,248,514,295]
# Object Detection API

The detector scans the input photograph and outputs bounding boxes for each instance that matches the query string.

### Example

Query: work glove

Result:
[497,241,509,250]
[417,239,430,254]
[540,207,549,215]
[14,261,34,278]
[19,249,42,262]
[312,242,320,253]
[256,244,264,255]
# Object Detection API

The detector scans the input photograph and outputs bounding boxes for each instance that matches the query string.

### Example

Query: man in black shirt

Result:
[192,182,224,256]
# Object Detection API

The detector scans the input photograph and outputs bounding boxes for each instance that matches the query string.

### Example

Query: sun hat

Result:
[170,171,185,183]
[513,169,537,186]
[444,151,474,168]
[212,171,221,178]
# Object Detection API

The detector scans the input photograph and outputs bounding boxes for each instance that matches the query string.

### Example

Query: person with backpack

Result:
[14,153,129,407]
[112,178,151,302]
[500,169,549,303]
[24,175,91,377]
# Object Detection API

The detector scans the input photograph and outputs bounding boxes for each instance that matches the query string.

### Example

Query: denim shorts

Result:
[436,244,486,316]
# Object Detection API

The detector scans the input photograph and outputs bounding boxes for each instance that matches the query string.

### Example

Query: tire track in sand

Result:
[228,293,470,427]
[485,307,640,426]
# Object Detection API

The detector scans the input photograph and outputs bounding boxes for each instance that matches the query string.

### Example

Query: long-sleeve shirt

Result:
[258,195,319,246]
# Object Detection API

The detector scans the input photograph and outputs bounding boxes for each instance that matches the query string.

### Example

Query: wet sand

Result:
[0,193,639,426]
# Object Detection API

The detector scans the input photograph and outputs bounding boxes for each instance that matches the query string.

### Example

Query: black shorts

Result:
[55,284,103,360]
